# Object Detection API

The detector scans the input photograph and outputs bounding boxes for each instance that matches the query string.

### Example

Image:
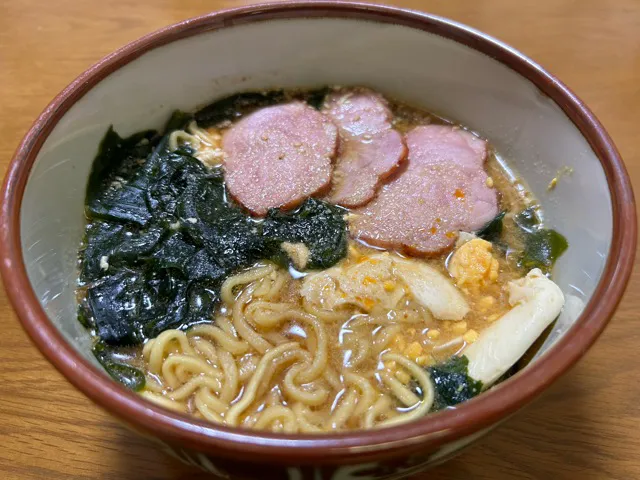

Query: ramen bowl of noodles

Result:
[0,2,635,479]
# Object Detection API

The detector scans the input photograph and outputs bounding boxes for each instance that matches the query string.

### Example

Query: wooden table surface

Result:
[1,1,639,479]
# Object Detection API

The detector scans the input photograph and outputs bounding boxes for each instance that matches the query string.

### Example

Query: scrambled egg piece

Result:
[448,238,499,289]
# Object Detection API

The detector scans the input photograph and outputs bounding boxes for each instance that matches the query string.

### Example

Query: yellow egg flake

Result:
[363,297,375,309]
[426,329,441,340]
[416,355,434,367]
[487,313,500,322]
[486,176,494,188]
[488,262,499,281]
[362,276,378,286]
[394,370,411,384]
[463,329,480,343]
[404,341,423,360]
[383,280,396,292]
[454,188,465,199]
[478,296,495,310]
[355,296,376,310]
[449,238,500,289]
[547,166,573,191]
[451,321,468,335]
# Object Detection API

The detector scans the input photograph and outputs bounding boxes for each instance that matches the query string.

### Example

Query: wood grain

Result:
[1,1,639,479]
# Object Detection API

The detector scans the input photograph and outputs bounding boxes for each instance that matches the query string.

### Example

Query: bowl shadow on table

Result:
[106,369,602,480]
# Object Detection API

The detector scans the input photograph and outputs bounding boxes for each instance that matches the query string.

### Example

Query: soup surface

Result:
[76,87,568,432]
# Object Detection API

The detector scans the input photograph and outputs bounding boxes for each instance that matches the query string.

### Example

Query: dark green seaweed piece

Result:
[86,176,153,226]
[182,282,221,326]
[103,363,146,391]
[163,110,193,133]
[141,276,189,338]
[151,232,198,272]
[80,222,163,283]
[175,176,227,236]
[513,207,568,272]
[427,355,483,411]
[88,128,204,226]
[177,177,265,271]
[203,216,266,272]
[520,229,569,271]
[77,296,94,330]
[137,271,189,338]
[80,221,125,283]
[305,87,332,110]
[141,281,218,339]
[86,270,146,346]
[109,226,163,265]
[476,211,505,243]
[186,249,226,282]
[263,199,348,270]
[93,342,145,391]
[145,151,207,220]
[86,128,157,226]
[86,127,156,200]
[194,90,286,128]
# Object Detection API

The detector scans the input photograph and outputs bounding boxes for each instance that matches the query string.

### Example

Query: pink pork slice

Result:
[323,90,407,207]
[351,125,499,255]
[222,102,338,216]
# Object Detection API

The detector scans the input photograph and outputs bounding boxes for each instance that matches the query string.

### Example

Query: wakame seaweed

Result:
[519,229,568,271]
[263,199,348,270]
[476,207,567,272]
[305,87,332,110]
[514,207,568,272]
[79,120,348,354]
[85,128,158,226]
[163,109,193,133]
[93,342,146,391]
[428,355,483,411]
[476,211,505,243]
[413,355,483,412]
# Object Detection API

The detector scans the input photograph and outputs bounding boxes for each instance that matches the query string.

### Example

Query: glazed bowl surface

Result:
[1,2,635,479]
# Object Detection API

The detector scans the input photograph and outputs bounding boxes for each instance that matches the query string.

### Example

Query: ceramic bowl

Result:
[0,2,635,479]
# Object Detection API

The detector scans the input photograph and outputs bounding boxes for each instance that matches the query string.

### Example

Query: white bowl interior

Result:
[20,17,610,368]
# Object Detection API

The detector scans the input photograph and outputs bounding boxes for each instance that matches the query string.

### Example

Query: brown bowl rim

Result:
[0,1,636,464]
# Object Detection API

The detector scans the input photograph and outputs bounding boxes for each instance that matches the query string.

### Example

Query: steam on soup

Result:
[77,87,567,432]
